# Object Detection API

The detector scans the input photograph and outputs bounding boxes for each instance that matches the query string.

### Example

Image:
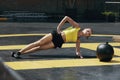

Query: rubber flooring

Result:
[0,22,120,80]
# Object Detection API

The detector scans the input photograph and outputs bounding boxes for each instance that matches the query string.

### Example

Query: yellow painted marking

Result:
[92,34,119,37]
[0,34,120,70]
[0,42,119,55]
[63,43,120,56]
[0,33,46,37]
[0,42,119,50]
[0,45,26,50]
[0,33,119,38]
[5,58,120,70]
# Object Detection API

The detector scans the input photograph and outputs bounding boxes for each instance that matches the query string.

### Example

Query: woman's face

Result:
[83,28,92,37]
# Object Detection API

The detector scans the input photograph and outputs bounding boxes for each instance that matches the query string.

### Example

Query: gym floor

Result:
[0,22,120,80]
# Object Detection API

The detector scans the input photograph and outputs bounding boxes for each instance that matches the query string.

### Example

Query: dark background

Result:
[0,0,120,22]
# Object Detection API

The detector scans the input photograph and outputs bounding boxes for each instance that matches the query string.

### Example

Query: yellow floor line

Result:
[0,33,46,37]
[5,57,120,70]
[63,42,120,56]
[0,33,119,37]
[0,43,118,50]
[1,34,119,70]
[92,34,119,37]
[0,42,119,56]
[0,45,26,50]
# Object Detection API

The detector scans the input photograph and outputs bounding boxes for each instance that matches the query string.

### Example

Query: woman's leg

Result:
[19,33,53,54]
[23,42,55,53]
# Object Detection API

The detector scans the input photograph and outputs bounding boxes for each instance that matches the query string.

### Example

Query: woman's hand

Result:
[76,52,83,59]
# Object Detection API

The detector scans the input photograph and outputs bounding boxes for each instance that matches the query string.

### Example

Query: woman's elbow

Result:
[64,16,69,20]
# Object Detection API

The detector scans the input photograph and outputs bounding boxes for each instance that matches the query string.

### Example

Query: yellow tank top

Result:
[63,27,80,42]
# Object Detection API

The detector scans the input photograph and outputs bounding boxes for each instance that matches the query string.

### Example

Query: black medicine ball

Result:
[96,42,114,62]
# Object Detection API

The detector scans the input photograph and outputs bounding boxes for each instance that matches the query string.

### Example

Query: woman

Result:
[12,16,92,59]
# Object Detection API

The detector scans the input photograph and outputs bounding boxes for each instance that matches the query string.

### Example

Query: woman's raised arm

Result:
[57,16,80,33]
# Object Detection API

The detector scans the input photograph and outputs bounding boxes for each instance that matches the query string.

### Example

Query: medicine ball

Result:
[96,42,114,62]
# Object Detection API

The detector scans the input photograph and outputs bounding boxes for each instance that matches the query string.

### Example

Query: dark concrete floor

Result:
[0,22,120,80]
